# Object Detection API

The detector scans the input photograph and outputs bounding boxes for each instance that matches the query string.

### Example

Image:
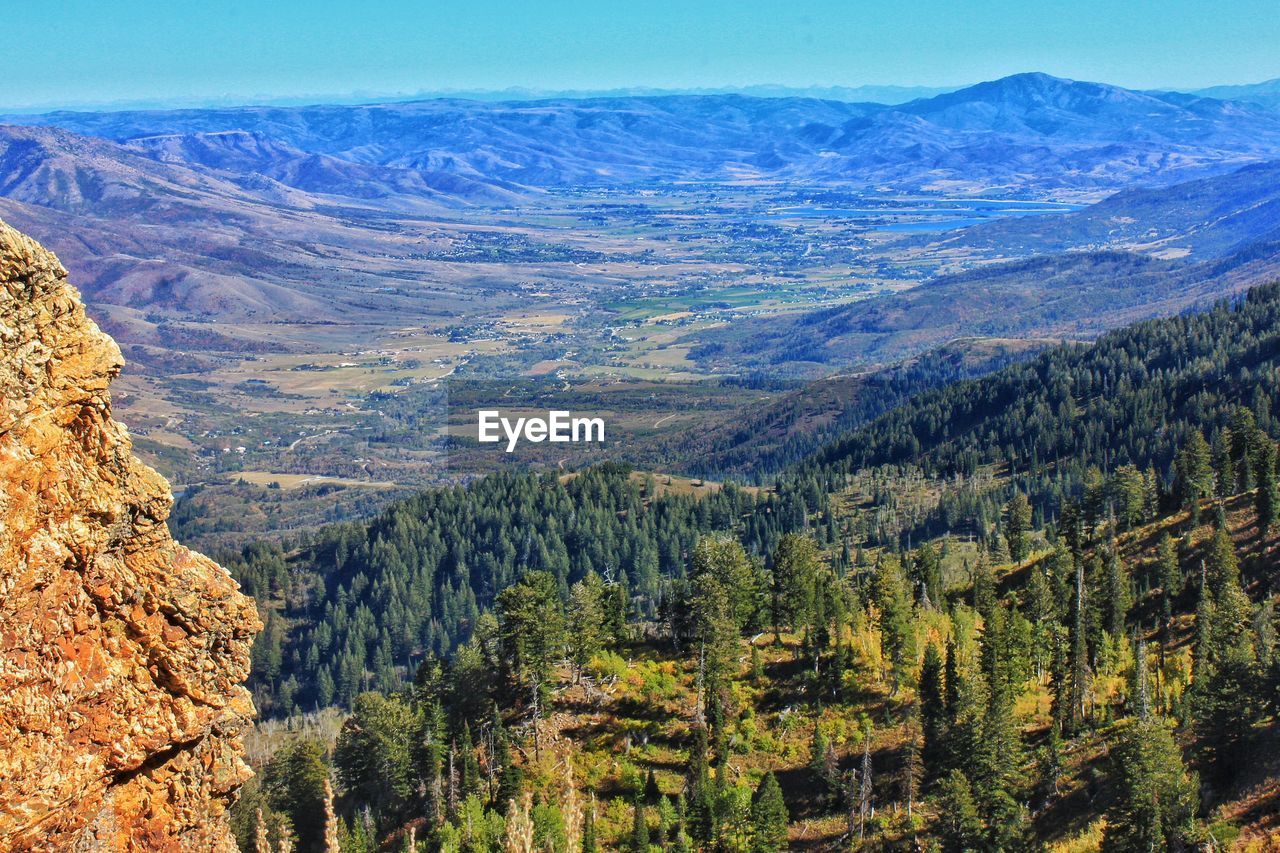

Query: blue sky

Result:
[5,0,1279,109]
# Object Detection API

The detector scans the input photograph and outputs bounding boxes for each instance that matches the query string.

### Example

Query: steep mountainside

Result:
[0,220,260,849]
[12,74,1280,193]
[794,279,1280,512]
[222,282,1280,850]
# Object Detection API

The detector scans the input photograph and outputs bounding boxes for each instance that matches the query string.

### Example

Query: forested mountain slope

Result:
[795,279,1280,533]
[226,279,1280,851]
[673,338,1051,481]
[231,465,809,718]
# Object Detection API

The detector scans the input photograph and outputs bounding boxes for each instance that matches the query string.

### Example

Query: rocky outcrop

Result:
[0,220,261,850]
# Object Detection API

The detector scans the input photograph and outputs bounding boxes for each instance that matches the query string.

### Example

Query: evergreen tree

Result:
[971,550,997,620]
[334,693,419,829]
[568,572,607,677]
[496,570,567,723]
[261,738,329,853]
[1102,551,1132,638]
[809,723,839,803]
[1005,492,1033,563]
[1176,430,1214,521]
[582,803,598,853]
[691,535,759,631]
[644,769,661,804]
[1193,530,1259,781]
[688,571,740,707]
[934,769,984,853]
[912,541,944,608]
[1103,718,1199,851]
[1254,438,1278,532]
[769,534,819,637]
[630,796,650,852]
[875,554,916,692]
[1231,407,1260,492]
[943,638,961,722]
[1155,534,1182,624]
[458,722,481,800]
[749,773,788,853]
[919,641,948,780]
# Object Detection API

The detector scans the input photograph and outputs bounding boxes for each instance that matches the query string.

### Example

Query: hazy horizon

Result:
[5,0,1279,112]
[4,72,1279,115]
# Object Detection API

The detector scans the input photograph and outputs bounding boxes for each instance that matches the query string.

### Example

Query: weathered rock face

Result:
[0,220,261,851]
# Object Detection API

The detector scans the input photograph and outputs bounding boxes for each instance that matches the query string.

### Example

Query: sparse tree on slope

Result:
[1104,718,1198,849]
[919,641,948,781]
[1253,437,1278,532]
[1005,492,1033,563]
[750,772,788,853]
[769,533,819,639]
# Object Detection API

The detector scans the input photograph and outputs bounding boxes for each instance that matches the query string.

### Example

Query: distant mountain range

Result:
[905,159,1280,258]
[0,123,526,360]
[9,73,1280,194]
[688,158,1280,372]
[1189,78,1280,110]
[0,84,962,114]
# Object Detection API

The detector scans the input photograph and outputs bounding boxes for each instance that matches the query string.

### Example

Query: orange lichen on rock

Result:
[0,219,261,851]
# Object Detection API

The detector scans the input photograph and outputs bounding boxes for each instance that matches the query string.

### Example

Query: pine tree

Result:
[1103,717,1199,851]
[496,571,567,729]
[1005,492,1033,563]
[1066,555,1090,732]
[919,641,948,780]
[971,550,997,619]
[934,769,984,852]
[1213,429,1235,499]
[261,737,329,853]
[582,800,598,853]
[1193,530,1260,781]
[688,571,740,710]
[568,573,607,678]
[1155,534,1181,624]
[459,722,481,800]
[808,722,829,773]
[630,796,650,852]
[912,541,944,609]
[1176,429,1215,520]
[1254,438,1278,532]
[769,534,819,637]
[334,693,418,829]
[749,772,788,853]
[644,768,661,804]
[943,638,961,722]
[875,555,916,692]
[1102,551,1132,638]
